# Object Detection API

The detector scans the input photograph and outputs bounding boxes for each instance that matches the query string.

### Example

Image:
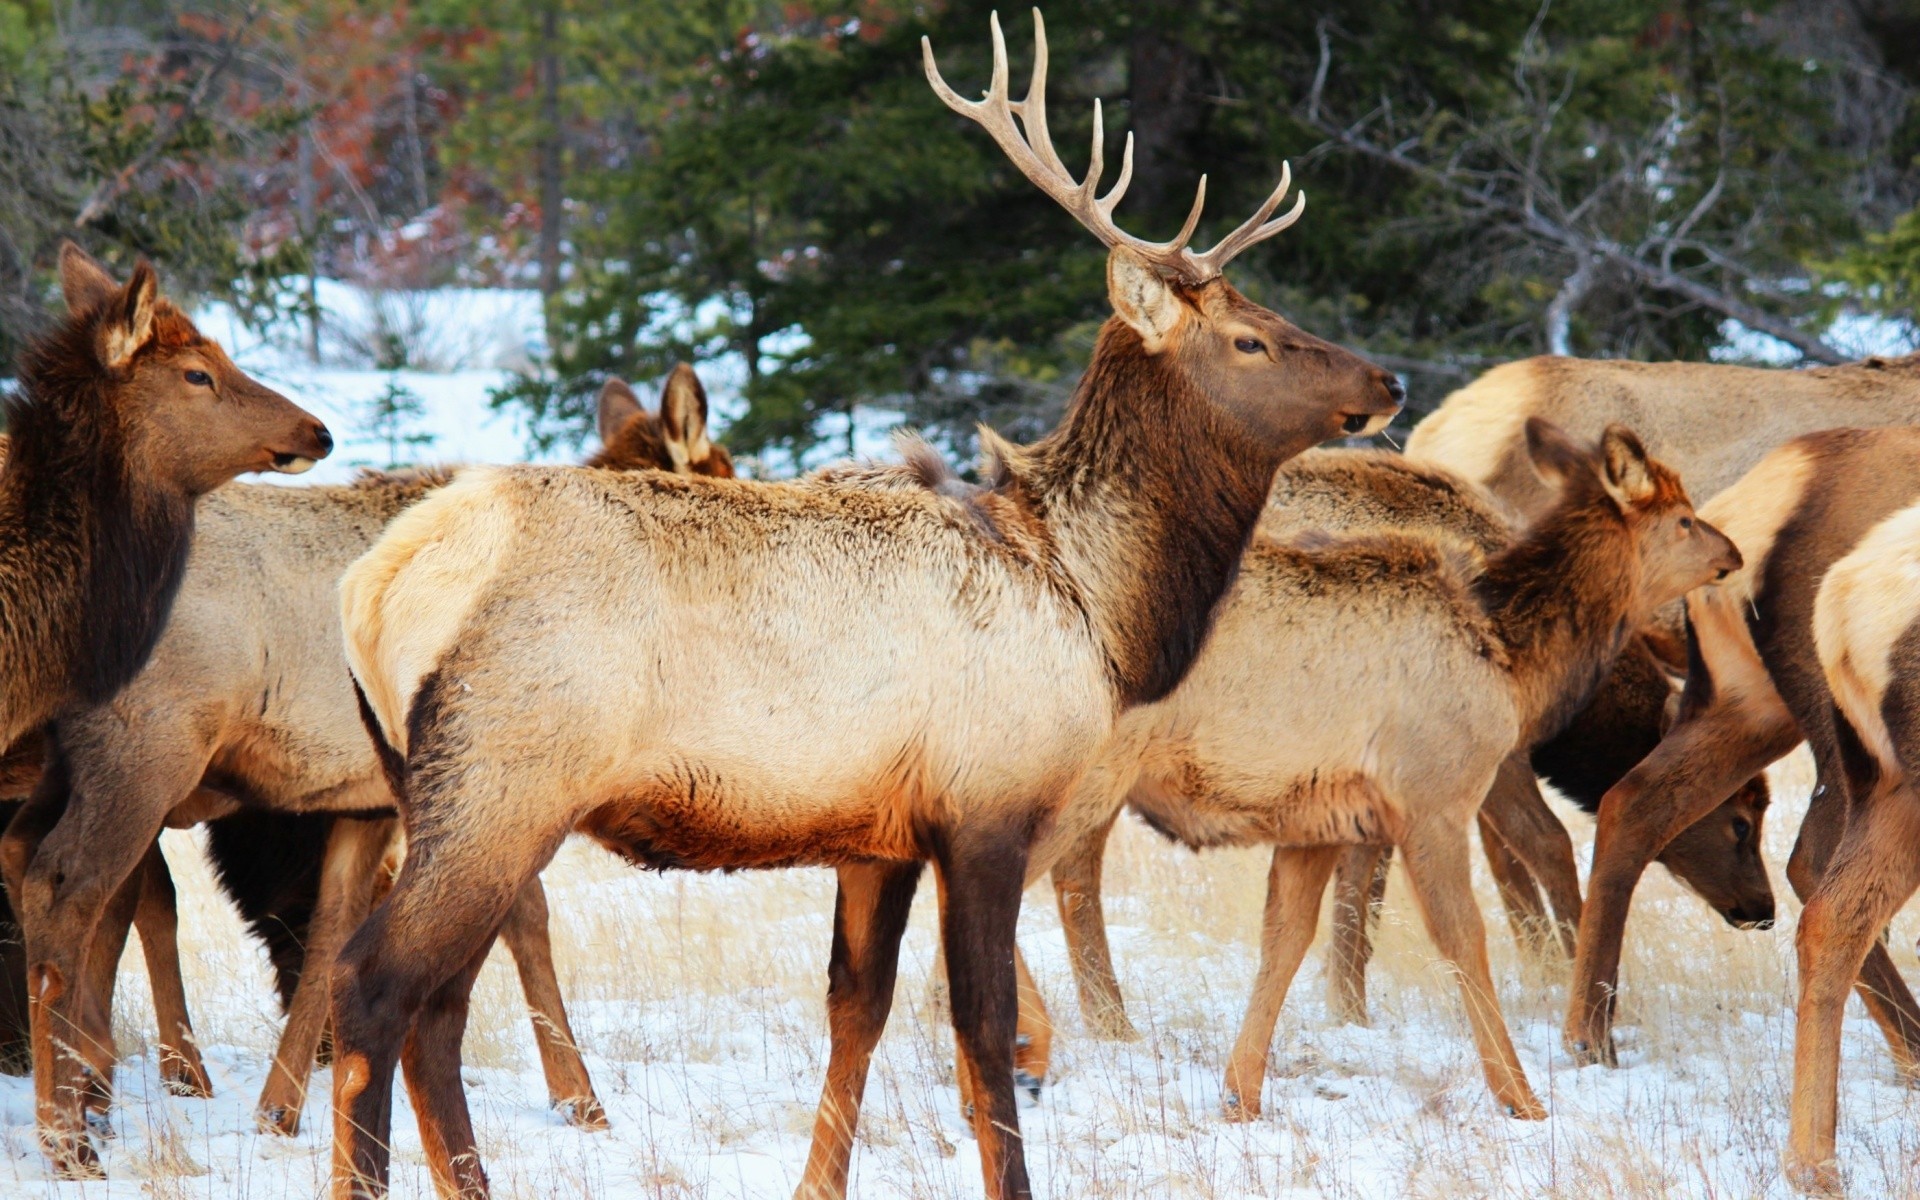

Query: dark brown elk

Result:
[0,365,729,1177]
[1022,421,1734,1123]
[0,243,330,755]
[1564,427,1920,1079]
[1788,496,1920,1194]
[327,12,1401,1200]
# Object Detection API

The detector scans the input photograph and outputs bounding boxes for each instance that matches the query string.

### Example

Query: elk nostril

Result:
[1384,375,1406,404]
[314,426,334,456]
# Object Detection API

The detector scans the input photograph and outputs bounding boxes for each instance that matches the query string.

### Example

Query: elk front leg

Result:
[1479,755,1582,959]
[1569,701,1797,1066]
[1050,808,1139,1040]
[132,842,211,1098]
[795,860,921,1200]
[938,829,1034,1200]
[1223,844,1340,1120]
[1478,813,1551,957]
[1786,782,1920,1195]
[1325,845,1389,1026]
[1400,812,1544,1118]
[496,873,606,1129]
[1789,778,1920,1080]
[258,816,393,1136]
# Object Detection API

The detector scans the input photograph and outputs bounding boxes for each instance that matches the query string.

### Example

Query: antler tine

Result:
[1095,131,1135,219]
[1009,9,1070,183]
[1185,163,1306,278]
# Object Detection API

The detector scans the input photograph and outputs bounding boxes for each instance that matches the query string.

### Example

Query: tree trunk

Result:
[298,123,320,364]
[536,0,564,300]
[1126,23,1208,213]
[1545,255,1599,356]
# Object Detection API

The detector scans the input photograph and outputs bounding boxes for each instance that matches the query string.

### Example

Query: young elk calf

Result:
[330,13,1402,1199]
[1789,497,1920,1194]
[0,366,728,1177]
[1566,427,1920,1072]
[1025,421,1735,1119]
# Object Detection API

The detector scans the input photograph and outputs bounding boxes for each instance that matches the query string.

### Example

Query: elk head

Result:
[57,243,333,494]
[588,364,735,476]
[925,11,1402,459]
[1523,418,1741,621]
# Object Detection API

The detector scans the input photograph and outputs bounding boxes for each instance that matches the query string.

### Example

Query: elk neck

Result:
[1472,488,1639,744]
[0,321,195,737]
[1004,319,1284,707]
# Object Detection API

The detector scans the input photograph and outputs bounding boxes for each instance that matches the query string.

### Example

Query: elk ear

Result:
[1523,417,1587,489]
[1599,424,1657,508]
[59,241,119,315]
[98,260,159,371]
[1107,247,1184,353]
[596,378,645,447]
[659,363,712,469]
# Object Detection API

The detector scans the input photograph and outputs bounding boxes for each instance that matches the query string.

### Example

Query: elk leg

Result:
[331,802,564,1200]
[75,857,142,1123]
[1050,808,1139,1041]
[1478,812,1551,957]
[1789,778,1920,1079]
[401,932,498,1200]
[1325,845,1390,1026]
[12,744,195,1179]
[937,829,1034,1200]
[496,873,606,1129]
[1401,813,1544,1118]
[1222,844,1340,1120]
[259,816,392,1136]
[132,841,211,1098]
[795,860,921,1200]
[1479,756,1582,958]
[1569,702,1798,1067]
[1786,782,1920,1195]
[1011,947,1051,1098]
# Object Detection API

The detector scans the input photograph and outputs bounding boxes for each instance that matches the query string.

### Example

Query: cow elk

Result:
[1565,427,1920,1076]
[328,12,1402,1199]
[0,365,728,1177]
[1788,496,1920,1194]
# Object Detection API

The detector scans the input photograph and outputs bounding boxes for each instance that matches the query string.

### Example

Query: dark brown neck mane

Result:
[1473,480,1638,744]
[0,313,195,745]
[1000,319,1286,706]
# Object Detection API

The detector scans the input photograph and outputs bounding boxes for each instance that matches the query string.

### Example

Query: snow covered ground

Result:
[5,750,1920,1198]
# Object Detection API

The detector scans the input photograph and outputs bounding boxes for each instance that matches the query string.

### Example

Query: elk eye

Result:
[1679,516,1694,531]
[184,370,213,387]
[1233,337,1264,354]
[1732,818,1751,842]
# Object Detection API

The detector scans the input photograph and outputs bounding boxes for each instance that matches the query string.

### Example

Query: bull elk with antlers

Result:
[328,11,1401,1199]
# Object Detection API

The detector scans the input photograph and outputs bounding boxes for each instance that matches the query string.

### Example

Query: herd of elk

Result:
[8,12,1920,1200]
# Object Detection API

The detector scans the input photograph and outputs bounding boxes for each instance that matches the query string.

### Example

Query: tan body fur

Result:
[1406,353,1920,521]
[1566,428,1920,1083]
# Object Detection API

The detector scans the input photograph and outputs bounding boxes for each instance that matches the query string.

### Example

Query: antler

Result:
[923,8,1304,284]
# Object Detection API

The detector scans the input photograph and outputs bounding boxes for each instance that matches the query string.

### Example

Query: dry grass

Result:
[5,746,1920,1197]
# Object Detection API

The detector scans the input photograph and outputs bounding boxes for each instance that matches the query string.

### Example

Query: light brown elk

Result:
[1789,496,1920,1194]
[328,12,1402,1199]
[1021,421,1735,1121]
[1564,427,1920,1075]
[0,364,730,1176]
[0,243,330,755]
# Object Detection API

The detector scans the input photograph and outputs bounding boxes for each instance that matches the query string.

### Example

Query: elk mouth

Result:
[269,452,318,474]
[1343,411,1396,437]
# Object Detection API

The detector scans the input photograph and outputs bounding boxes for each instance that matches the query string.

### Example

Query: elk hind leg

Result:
[795,860,921,1200]
[1224,844,1341,1120]
[497,873,606,1129]
[1325,845,1389,1027]
[133,842,211,1098]
[1480,756,1582,959]
[1050,809,1139,1041]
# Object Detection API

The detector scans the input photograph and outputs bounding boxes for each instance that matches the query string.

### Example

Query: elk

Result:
[0,243,331,756]
[1789,496,1920,1194]
[1012,421,1734,1123]
[1563,427,1920,1076]
[0,365,730,1176]
[1405,352,1920,523]
[328,12,1402,1199]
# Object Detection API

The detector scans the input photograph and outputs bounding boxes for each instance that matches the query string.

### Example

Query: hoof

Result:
[42,1132,103,1180]
[1014,1069,1043,1101]
[161,1063,213,1099]
[1566,1034,1616,1068]
[1220,1090,1260,1123]
[256,1104,301,1137]
[1785,1155,1843,1197]
[1503,1097,1547,1120]
[559,1097,609,1131]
